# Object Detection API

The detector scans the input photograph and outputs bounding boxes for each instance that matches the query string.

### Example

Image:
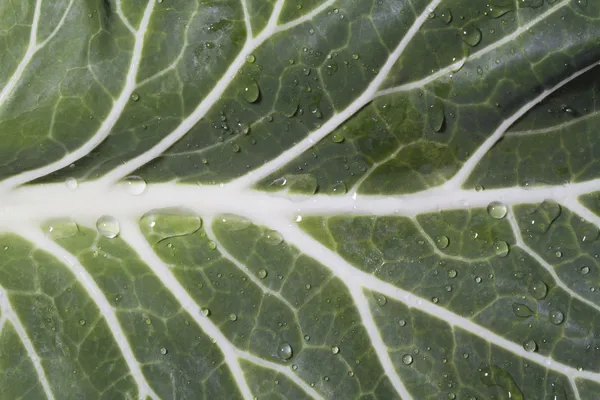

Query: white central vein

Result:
[97,0,336,186]
[14,227,160,400]
[230,0,444,189]
[506,210,600,314]
[0,285,55,400]
[444,61,600,190]
[264,218,600,382]
[118,220,254,400]
[0,0,155,191]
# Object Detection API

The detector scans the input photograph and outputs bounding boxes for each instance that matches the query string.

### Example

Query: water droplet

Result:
[144,318,152,325]
[96,216,120,238]
[221,214,252,231]
[352,53,359,60]
[402,354,413,365]
[277,342,293,360]
[487,201,508,219]
[331,346,340,354]
[428,99,445,132]
[324,60,338,75]
[580,266,590,275]
[123,175,147,195]
[487,4,512,18]
[520,200,561,234]
[79,319,86,326]
[263,230,284,245]
[241,80,260,103]
[399,319,407,327]
[375,294,387,307]
[287,174,319,194]
[44,218,79,240]
[440,8,452,23]
[160,347,168,355]
[461,25,482,47]
[435,235,450,249]
[257,269,268,279]
[208,241,217,250]
[246,54,256,63]
[229,313,238,321]
[528,280,548,300]
[65,177,78,190]
[431,297,439,304]
[523,340,537,352]
[512,303,534,318]
[474,276,482,284]
[131,92,140,102]
[554,251,562,258]
[448,269,458,278]
[479,365,524,400]
[331,133,345,143]
[201,308,211,317]
[140,208,202,241]
[549,309,565,325]
[331,181,347,194]
[576,0,587,7]
[493,240,510,257]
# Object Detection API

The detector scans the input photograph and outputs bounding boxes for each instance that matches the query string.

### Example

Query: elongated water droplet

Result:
[461,25,482,47]
[44,219,79,240]
[140,208,202,241]
[96,216,120,238]
[528,280,548,300]
[487,4,512,18]
[480,365,524,400]
[241,80,260,103]
[512,303,534,318]
[550,382,568,400]
[221,214,252,231]
[487,201,507,219]
[65,177,78,190]
[520,200,561,234]
[428,99,445,132]
[257,269,268,279]
[123,175,147,195]
[523,340,537,352]
[263,230,284,245]
[549,309,565,325]
[277,342,293,360]
[331,346,340,354]
[436,235,450,249]
[402,354,413,365]
[493,240,509,257]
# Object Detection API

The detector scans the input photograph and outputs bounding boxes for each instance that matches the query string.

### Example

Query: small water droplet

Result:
[580,266,590,275]
[487,201,508,219]
[331,181,347,194]
[65,177,78,190]
[324,60,338,75]
[549,309,565,325]
[263,230,284,245]
[448,269,458,278]
[375,294,387,306]
[241,80,260,103]
[201,308,211,317]
[402,354,413,365]
[246,54,256,63]
[123,175,147,195]
[331,133,345,143]
[331,346,340,354]
[144,318,152,325]
[208,241,217,250]
[554,250,562,258]
[435,235,450,249]
[431,297,439,304]
[257,269,268,279]
[131,92,140,102]
[528,280,548,300]
[229,313,238,321]
[461,25,482,47]
[523,340,537,352]
[160,347,168,355]
[474,276,482,284]
[512,303,534,318]
[277,342,293,360]
[96,216,120,238]
[79,319,86,326]
[141,209,202,240]
[428,99,445,132]
[493,240,509,257]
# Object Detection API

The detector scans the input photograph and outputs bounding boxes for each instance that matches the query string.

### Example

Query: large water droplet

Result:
[221,214,252,231]
[550,382,568,400]
[440,8,452,23]
[96,216,120,238]
[479,365,524,400]
[435,235,450,249]
[512,303,534,318]
[44,219,79,240]
[461,25,482,47]
[287,174,319,194]
[123,175,147,195]
[487,201,507,219]
[528,280,548,300]
[140,208,202,241]
[324,60,338,75]
[520,200,561,234]
[402,354,413,365]
[428,99,445,132]
[549,309,565,325]
[277,342,293,360]
[493,240,510,257]
[241,80,260,103]
[263,230,284,245]
[257,269,268,279]
[523,340,537,352]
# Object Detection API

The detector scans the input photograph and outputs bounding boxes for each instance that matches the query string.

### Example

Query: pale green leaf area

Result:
[1,0,600,399]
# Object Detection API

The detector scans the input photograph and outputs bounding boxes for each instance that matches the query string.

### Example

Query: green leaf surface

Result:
[1,0,600,399]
